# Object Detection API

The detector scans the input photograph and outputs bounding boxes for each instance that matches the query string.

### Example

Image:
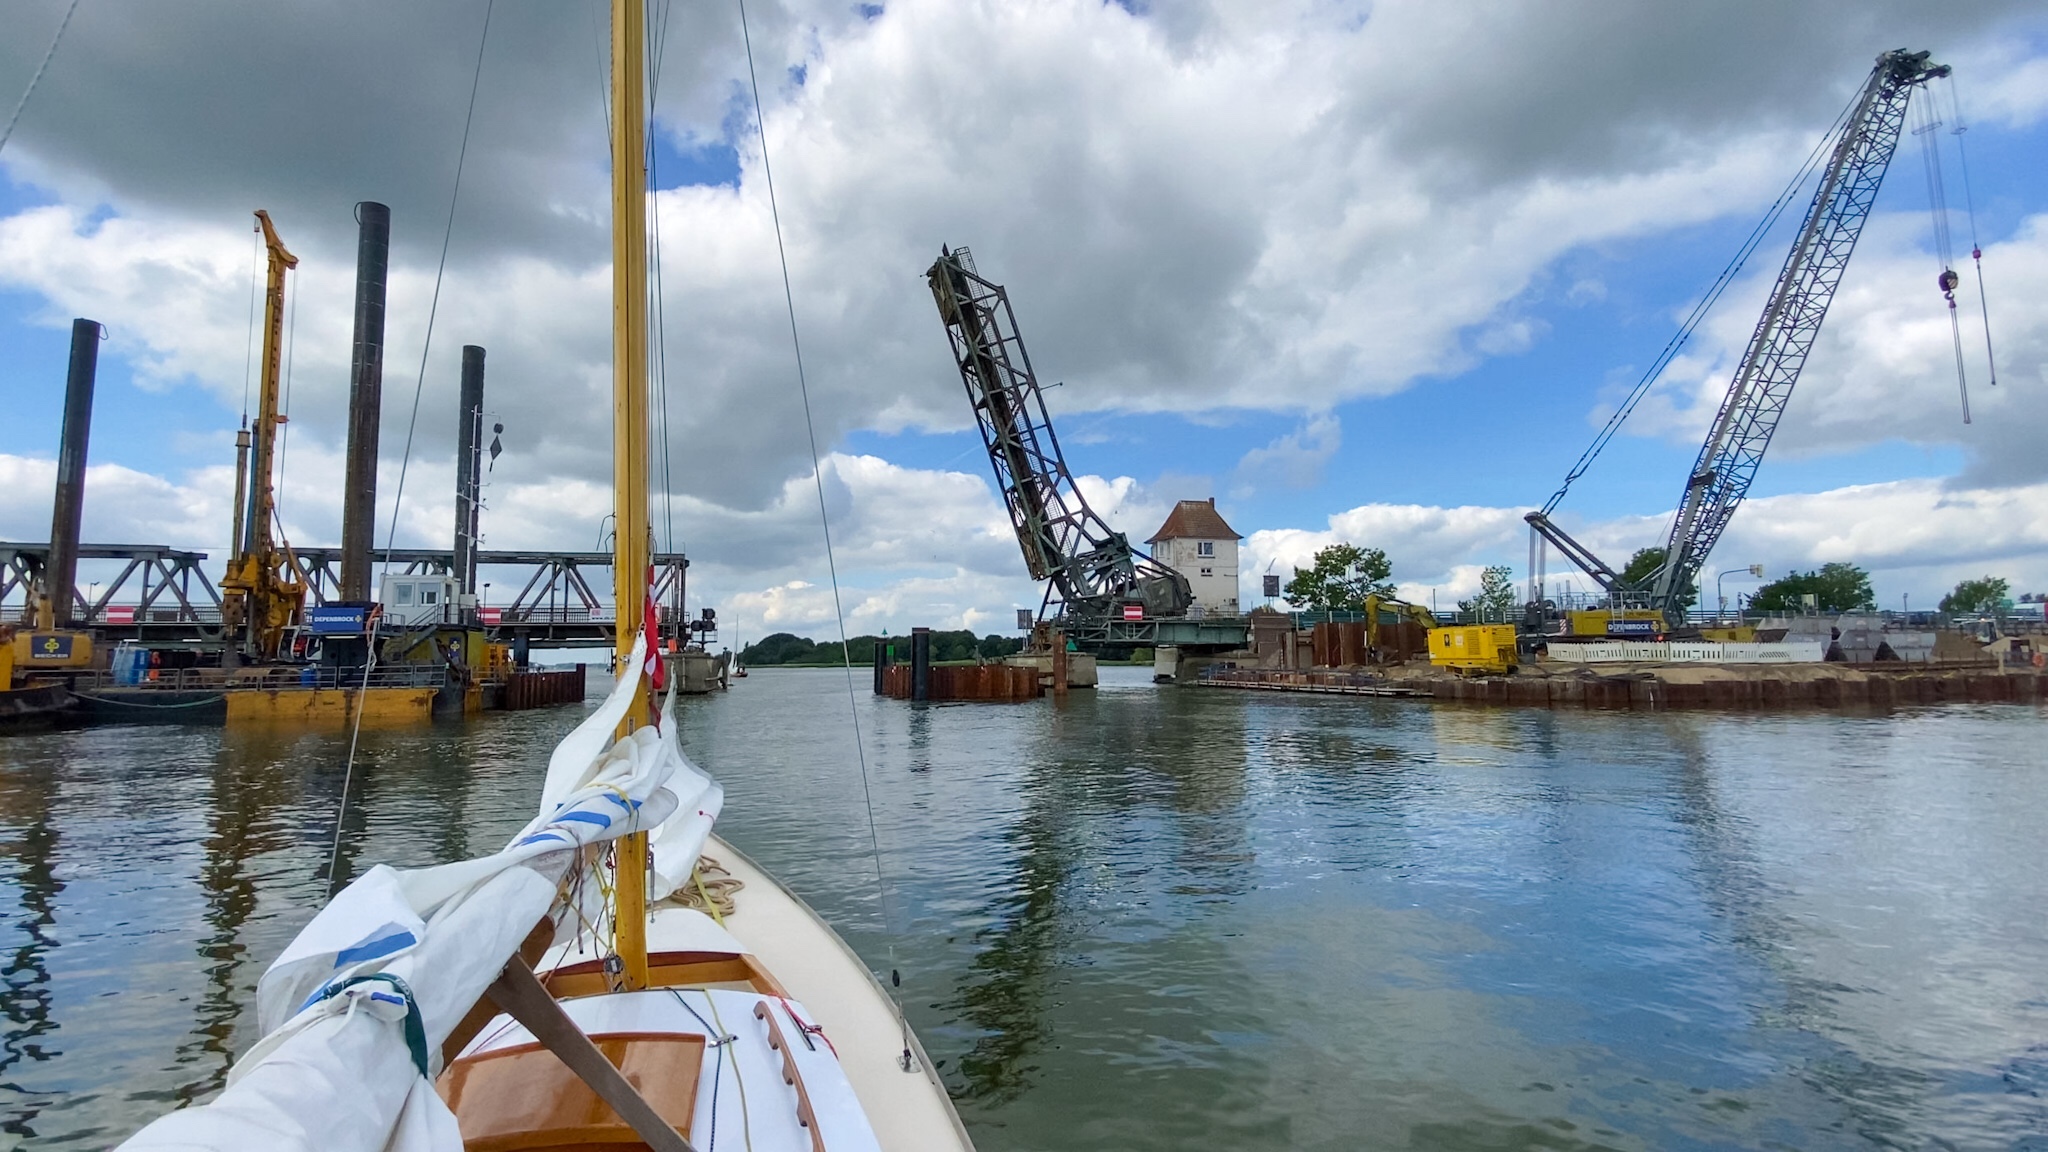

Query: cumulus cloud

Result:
[1613,212,2048,485]
[1247,479,2048,610]
[8,4,2044,490]
[1231,413,1340,493]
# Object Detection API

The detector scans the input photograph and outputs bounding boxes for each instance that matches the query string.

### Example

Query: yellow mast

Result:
[609,0,652,991]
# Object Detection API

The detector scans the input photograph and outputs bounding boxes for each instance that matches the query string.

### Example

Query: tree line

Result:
[1281,542,2036,617]
[740,630,1025,667]
[1279,543,1516,616]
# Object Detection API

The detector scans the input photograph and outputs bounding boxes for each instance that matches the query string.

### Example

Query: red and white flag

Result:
[642,564,666,692]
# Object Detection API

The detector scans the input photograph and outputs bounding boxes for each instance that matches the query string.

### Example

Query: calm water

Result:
[2,668,2045,1149]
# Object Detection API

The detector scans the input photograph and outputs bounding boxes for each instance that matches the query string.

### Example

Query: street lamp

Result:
[1716,564,1765,624]
[87,580,99,619]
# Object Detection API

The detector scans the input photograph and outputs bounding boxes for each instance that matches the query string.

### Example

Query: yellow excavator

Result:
[219,210,308,664]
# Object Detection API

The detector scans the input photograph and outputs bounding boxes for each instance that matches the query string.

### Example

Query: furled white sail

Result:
[120,638,719,1152]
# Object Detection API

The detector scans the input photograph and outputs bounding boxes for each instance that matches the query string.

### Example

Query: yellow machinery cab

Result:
[11,629,94,674]
[1428,624,1518,674]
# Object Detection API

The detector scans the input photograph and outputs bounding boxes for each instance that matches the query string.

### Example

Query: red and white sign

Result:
[478,606,502,625]
[104,605,136,624]
[1122,603,1144,621]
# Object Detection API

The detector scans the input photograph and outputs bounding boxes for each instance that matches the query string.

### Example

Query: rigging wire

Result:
[328,0,495,897]
[1946,74,1997,388]
[592,0,613,151]
[1539,88,1859,515]
[648,0,678,558]
[1913,94,1970,423]
[737,0,913,1067]
[0,0,80,158]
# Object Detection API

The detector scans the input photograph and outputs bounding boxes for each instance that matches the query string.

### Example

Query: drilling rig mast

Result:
[220,210,308,661]
[1529,49,1950,618]
[927,247,1191,630]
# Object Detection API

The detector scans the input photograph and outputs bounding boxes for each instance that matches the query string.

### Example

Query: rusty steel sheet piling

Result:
[880,663,1041,702]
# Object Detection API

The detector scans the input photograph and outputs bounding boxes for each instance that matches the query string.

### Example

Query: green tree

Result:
[1614,546,1699,608]
[739,632,815,665]
[976,633,1024,659]
[1457,565,1518,618]
[1939,575,2010,615]
[1283,543,1394,610]
[1749,562,1875,613]
[1619,547,1666,587]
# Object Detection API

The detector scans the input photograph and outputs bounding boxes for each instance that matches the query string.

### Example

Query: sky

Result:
[2,0,2045,639]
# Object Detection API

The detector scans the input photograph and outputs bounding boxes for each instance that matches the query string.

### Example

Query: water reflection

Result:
[1,679,2043,1151]
[0,758,61,1139]
[947,688,1254,1105]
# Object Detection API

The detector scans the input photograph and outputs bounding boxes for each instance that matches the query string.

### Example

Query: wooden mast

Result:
[609,0,652,990]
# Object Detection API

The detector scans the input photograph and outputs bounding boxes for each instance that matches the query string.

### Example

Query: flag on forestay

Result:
[642,565,666,692]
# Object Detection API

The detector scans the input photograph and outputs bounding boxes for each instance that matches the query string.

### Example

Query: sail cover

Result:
[120,637,724,1152]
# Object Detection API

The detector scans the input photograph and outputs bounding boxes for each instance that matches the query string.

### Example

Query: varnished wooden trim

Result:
[755,999,826,1152]
[464,962,696,1152]
[543,950,791,1000]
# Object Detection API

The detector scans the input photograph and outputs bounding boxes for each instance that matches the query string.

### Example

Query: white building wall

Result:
[1161,536,1238,615]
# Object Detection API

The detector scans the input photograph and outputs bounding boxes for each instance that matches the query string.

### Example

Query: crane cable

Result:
[1912,93,1970,423]
[0,0,80,158]
[1540,88,1860,516]
[1946,74,1997,389]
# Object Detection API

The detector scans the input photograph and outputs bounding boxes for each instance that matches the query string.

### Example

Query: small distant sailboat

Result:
[117,4,971,1149]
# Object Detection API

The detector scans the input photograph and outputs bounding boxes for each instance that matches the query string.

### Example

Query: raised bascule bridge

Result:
[925,246,1251,656]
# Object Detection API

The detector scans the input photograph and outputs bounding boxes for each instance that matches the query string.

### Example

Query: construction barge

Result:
[1179,606,2048,712]
[7,207,729,733]
[1195,661,2048,711]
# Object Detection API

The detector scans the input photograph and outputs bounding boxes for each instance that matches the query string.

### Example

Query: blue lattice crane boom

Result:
[1649,49,1949,608]
[1530,50,1948,616]
[926,247,1191,624]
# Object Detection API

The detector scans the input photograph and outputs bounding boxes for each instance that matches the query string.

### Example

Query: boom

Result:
[926,247,1190,623]
[1650,49,1947,607]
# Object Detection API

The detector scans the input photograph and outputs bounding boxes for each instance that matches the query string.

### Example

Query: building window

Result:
[1197,541,1215,556]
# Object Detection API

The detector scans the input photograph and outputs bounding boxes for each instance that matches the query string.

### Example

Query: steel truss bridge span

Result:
[2,542,687,650]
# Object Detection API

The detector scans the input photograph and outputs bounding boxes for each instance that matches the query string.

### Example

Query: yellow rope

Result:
[663,854,743,921]
[693,865,726,926]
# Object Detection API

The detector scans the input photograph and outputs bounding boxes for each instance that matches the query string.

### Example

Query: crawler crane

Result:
[1527,50,1951,622]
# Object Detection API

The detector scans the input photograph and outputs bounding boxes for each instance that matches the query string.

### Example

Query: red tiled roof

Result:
[1147,498,1239,543]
